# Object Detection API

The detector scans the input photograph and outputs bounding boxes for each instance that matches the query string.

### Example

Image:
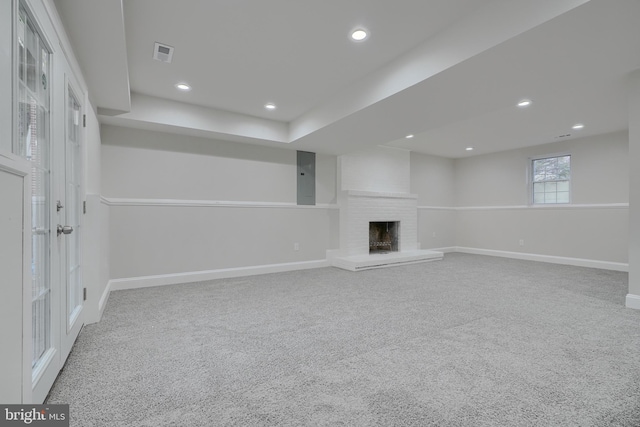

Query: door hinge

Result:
[83,288,87,301]
[83,200,87,214]
[83,114,86,128]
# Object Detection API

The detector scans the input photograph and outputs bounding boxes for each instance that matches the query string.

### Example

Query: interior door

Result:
[59,79,84,361]
[18,6,61,404]
[18,4,86,402]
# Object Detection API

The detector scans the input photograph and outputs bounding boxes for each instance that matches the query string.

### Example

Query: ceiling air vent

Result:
[153,42,174,63]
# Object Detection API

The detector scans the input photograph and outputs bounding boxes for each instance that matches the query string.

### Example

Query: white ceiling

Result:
[54,0,640,158]
[124,0,486,123]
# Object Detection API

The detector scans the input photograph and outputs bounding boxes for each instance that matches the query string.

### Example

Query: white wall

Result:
[411,152,456,250]
[108,205,335,278]
[453,131,629,265]
[102,126,338,280]
[454,132,629,206]
[102,125,297,202]
[340,146,410,193]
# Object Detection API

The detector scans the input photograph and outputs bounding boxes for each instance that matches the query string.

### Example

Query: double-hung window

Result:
[532,155,571,204]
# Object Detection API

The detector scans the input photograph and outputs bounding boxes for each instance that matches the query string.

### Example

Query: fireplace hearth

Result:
[369,221,399,253]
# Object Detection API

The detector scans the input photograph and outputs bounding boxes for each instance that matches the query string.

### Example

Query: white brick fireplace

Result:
[332,146,443,270]
[339,190,418,256]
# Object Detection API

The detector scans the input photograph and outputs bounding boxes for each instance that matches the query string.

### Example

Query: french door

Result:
[17,5,57,403]
[60,81,84,360]
[17,3,85,403]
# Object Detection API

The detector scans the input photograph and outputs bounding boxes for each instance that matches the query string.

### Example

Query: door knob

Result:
[57,225,73,236]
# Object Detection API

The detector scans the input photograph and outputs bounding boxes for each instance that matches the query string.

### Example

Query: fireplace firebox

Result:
[369,221,399,253]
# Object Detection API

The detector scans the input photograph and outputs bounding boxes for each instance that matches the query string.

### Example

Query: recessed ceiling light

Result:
[264,103,277,110]
[405,134,414,139]
[572,123,585,130]
[465,147,474,151]
[175,83,191,91]
[351,29,368,41]
[517,99,532,107]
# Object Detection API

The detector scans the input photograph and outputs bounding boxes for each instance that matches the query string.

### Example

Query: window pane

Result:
[533,193,545,203]
[545,193,557,203]
[557,181,569,192]
[534,159,546,180]
[533,182,545,193]
[557,156,570,180]
[545,182,557,192]
[557,192,570,203]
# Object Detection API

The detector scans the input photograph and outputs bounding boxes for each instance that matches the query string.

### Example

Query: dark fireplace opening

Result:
[369,221,399,254]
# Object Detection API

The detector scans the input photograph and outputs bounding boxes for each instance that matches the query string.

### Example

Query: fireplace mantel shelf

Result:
[344,190,418,200]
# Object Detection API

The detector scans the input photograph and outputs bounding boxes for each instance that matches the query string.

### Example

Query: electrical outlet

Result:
[294,243,299,251]
[519,239,524,246]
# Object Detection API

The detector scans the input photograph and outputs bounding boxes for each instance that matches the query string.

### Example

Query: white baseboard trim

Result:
[428,246,458,254]
[325,249,341,261]
[626,294,640,310]
[97,280,112,320]
[109,259,331,292]
[454,247,628,272]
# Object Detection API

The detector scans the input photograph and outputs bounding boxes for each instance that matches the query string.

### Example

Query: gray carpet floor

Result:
[47,253,640,426]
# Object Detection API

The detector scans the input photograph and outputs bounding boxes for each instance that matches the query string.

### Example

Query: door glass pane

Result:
[17,88,26,156]
[39,47,49,107]
[18,11,25,83]
[25,21,37,93]
[32,293,49,364]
